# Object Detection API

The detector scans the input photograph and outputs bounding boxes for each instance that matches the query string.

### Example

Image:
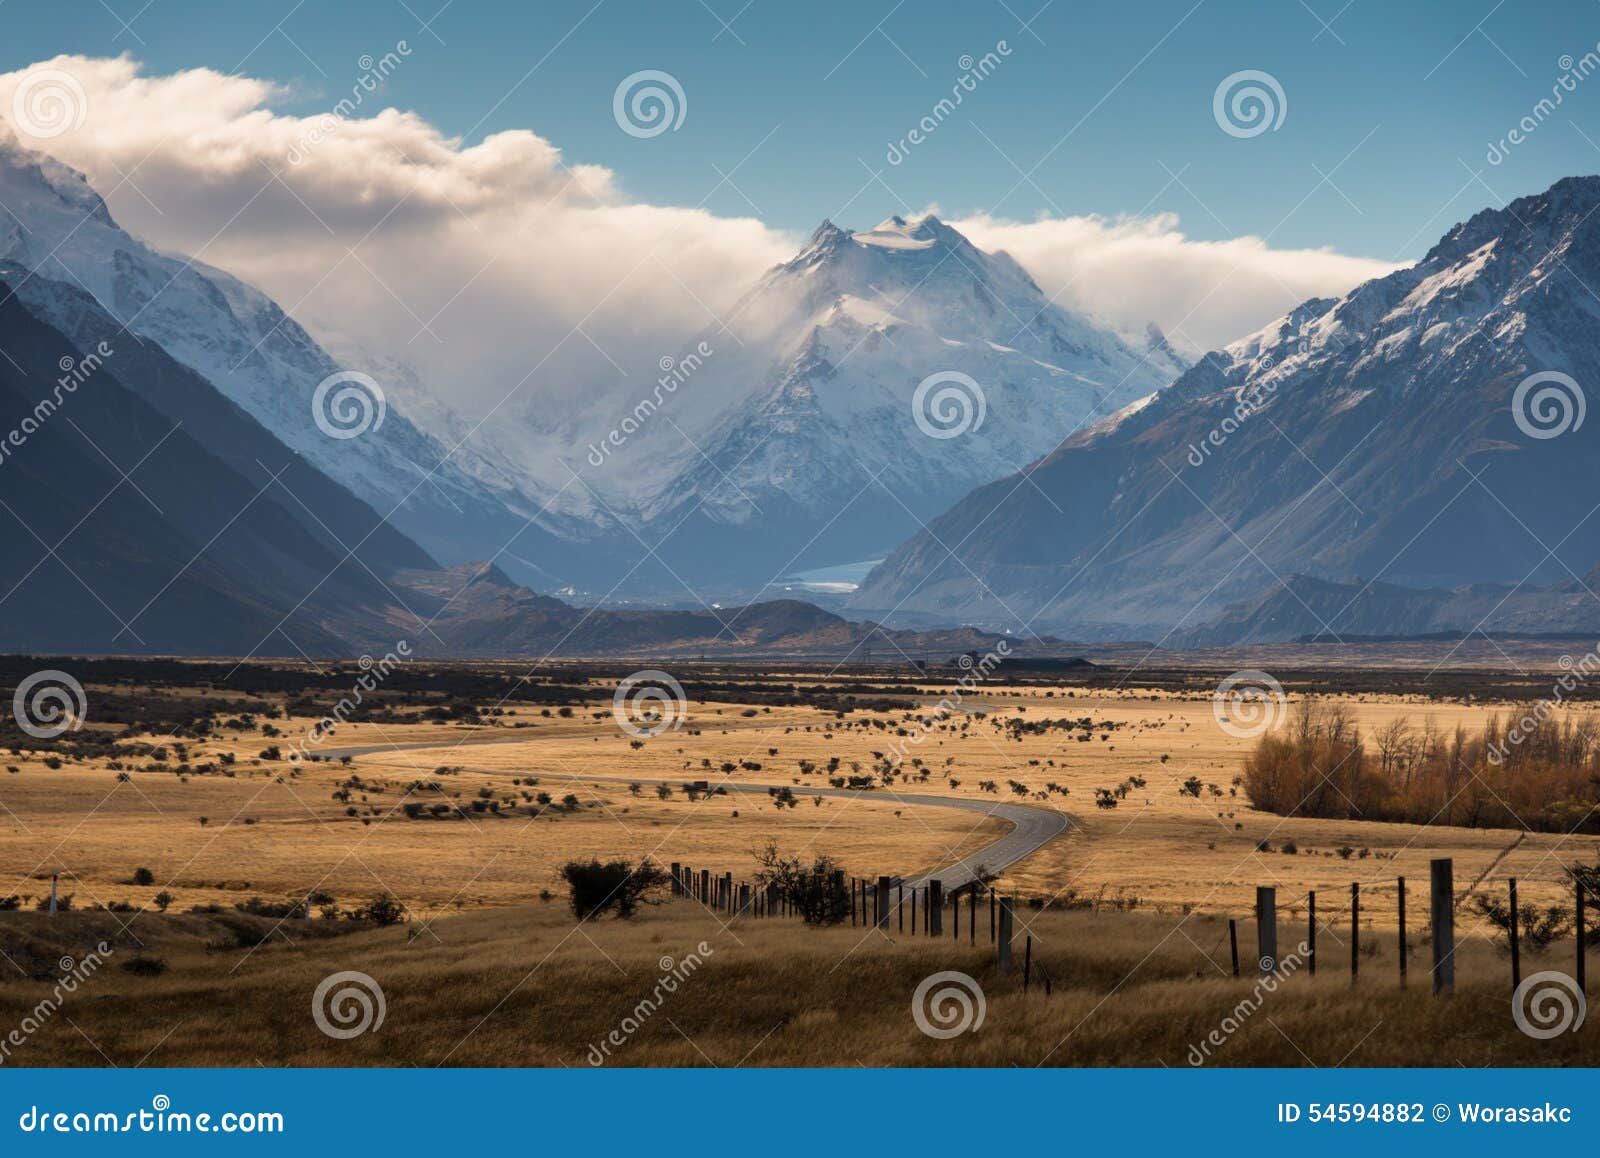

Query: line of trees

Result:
[1242,701,1600,832]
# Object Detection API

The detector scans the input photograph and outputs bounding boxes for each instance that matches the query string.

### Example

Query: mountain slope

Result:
[1173,568,1600,646]
[852,176,1600,640]
[3,261,433,580]
[0,282,368,655]
[0,138,575,579]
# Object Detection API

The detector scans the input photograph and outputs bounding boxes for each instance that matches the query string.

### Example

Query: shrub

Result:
[1473,893,1571,953]
[753,842,850,926]
[349,894,408,926]
[559,858,670,919]
[132,867,155,886]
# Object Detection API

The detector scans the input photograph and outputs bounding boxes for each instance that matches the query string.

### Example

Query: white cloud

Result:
[0,54,792,421]
[0,55,1395,425]
[948,211,1399,354]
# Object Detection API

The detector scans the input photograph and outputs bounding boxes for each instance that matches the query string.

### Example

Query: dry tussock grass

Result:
[2,900,1593,1067]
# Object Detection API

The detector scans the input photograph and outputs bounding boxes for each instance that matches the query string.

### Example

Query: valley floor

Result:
[1,658,1596,1065]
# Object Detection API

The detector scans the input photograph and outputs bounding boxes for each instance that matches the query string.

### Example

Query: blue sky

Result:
[7,0,1600,262]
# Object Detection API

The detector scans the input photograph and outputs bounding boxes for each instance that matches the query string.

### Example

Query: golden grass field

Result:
[1,677,1589,921]
[1,662,1597,1066]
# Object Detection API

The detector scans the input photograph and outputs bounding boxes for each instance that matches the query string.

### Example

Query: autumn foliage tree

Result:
[1242,700,1600,833]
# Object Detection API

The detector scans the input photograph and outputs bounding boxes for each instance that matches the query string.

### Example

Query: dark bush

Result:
[349,893,407,926]
[559,858,669,919]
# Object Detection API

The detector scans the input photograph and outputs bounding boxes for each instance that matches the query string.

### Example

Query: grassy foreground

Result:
[1,900,1594,1067]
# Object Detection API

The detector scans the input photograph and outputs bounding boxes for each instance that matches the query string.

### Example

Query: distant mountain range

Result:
[0,260,1035,659]
[7,130,1600,655]
[852,176,1600,644]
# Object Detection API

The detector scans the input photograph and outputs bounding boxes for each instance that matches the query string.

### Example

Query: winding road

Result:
[321,728,1071,893]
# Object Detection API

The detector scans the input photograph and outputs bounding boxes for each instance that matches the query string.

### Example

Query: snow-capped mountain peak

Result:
[606,212,1194,588]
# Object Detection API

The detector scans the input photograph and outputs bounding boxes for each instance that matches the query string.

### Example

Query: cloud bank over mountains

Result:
[0,54,1396,414]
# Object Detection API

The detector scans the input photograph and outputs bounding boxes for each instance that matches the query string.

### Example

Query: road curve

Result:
[320,733,1071,892]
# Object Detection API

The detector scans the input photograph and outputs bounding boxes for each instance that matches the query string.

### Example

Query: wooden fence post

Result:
[1350,881,1360,982]
[998,896,1014,973]
[1431,858,1454,996]
[969,886,977,946]
[878,876,891,929]
[898,882,904,933]
[952,885,959,940]
[1398,876,1407,985]
[1509,877,1521,992]
[700,869,710,905]
[671,862,681,896]
[1228,918,1240,977]
[1308,890,1316,975]
[738,883,751,917]
[1578,880,1587,996]
[1023,935,1032,991]
[1256,886,1277,975]
[989,888,996,943]
[929,880,944,937]
[723,872,733,913]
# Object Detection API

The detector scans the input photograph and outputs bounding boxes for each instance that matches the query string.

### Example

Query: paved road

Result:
[321,732,1071,892]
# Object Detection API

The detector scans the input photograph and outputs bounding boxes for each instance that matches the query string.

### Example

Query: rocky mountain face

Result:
[851,176,1600,642]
